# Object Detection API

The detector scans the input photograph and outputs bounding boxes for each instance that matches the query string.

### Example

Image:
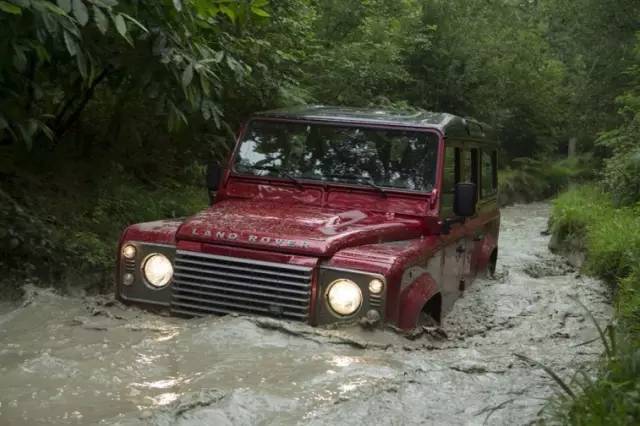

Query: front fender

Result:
[475,233,498,274]
[397,272,439,330]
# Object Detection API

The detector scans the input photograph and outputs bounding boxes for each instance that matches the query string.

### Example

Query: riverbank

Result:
[549,186,640,424]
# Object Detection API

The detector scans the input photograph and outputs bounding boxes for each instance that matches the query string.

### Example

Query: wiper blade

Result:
[324,174,387,198]
[246,165,304,190]
[361,179,388,198]
[281,172,304,190]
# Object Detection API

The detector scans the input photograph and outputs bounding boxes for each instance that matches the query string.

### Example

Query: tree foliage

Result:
[2,0,638,168]
[0,0,273,153]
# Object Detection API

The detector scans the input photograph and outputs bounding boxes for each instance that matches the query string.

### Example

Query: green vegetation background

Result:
[1,1,639,423]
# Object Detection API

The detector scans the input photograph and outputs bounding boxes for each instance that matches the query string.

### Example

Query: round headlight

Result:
[122,244,137,259]
[368,278,384,294]
[326,279,362,316]
[143,254,173,288]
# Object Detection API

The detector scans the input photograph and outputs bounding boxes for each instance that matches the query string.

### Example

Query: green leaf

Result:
[63,30,78,56]
[200,74,210,96]
[43,2,67,15]
[93,0,117,7]
[18,120,39,151]
[76,48,87,78]
[12,47,27,71]
[252,0,269,7]
[182,63,194,88]
[93,5,108,34]
[73,0,89,26]
[0,1,22,14]
[57,0,71,13]
[250,6,269,17]
[168,101,187,132]
[113,13,127,37]
[121,13,148,33]
[0,114,8,130]
[172,0,182,12]
[219,5,236,22]
[38,121,54,141]
[42,12,59,34]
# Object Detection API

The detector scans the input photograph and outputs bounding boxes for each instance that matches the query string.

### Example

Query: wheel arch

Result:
[397,272,440,330]
[421,292,442,324]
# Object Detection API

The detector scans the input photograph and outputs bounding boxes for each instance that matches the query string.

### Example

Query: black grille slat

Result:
[175,257,311,281]
[170,301,308,319]
[174,265,311,289]
[173,291,308,311]
[173,274,311,296]
[173,279,310,304]
[171,250,313,320]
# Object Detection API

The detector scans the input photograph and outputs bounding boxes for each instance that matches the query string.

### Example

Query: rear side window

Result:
[481,150,497,198]
[440,146,459,216]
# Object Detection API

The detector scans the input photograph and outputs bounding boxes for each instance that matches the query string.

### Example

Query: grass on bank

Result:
[547,186,640,424]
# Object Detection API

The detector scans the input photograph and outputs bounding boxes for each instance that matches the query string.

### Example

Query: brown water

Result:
[0,203,612,425]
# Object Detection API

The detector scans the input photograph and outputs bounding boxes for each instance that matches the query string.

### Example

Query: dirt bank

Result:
[0,203,611,425]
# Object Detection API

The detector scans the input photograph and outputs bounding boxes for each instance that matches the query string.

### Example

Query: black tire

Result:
[416,311,439,328]
[488,250,498,278]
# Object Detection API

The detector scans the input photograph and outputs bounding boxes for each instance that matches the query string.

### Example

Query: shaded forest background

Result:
[1,0,639,291]
[2,1,640,423]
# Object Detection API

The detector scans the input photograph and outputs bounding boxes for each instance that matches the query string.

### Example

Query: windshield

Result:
[233,120,439,192]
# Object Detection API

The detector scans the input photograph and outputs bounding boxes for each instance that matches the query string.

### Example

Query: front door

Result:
[439,144,478,314]
[440,145,468,314]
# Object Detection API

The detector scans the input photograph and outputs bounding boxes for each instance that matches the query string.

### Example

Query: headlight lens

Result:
[143,253,173,288]
[122,244,137,259]
[368,278,384,294]
[327,279,362,316]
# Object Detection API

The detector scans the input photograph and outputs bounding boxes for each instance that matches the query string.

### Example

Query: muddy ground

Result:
[0,203,612,425]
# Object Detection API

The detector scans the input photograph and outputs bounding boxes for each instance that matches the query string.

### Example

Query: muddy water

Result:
[0,203,612,425]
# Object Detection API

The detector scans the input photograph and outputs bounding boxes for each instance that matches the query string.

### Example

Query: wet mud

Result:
[0,203,612,425]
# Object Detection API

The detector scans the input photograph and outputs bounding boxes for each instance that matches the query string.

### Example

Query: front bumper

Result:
[117,243,386,326]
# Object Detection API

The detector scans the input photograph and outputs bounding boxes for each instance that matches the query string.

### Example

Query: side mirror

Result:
[454,182,477,217]
[206,163,224,204]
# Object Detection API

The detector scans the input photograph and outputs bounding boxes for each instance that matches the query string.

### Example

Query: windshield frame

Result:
[229,118,444,195]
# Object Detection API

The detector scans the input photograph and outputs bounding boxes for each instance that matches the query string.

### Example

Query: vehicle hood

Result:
[176,199,424,256]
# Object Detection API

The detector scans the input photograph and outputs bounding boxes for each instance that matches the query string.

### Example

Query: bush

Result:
[0,171,207,295]
[498,156,593,206]
[549,185,640,424]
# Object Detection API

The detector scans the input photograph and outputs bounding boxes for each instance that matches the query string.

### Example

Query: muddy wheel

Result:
[487,250,498,278]
[416,311,439,328]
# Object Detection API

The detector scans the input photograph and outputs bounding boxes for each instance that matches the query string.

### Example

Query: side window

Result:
[481,150,497,198]
[440,146,459,216]
[461,148,479,185]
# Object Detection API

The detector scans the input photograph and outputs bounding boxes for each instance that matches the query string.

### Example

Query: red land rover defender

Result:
[116,106,499,330]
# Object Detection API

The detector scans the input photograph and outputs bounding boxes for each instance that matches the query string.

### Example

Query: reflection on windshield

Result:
[234,121,438,192]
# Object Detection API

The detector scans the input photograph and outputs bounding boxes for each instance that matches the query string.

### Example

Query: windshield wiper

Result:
[361,179,388,198]
[246,165,304,190]
[281,171,304,190]
[324,174,388,198]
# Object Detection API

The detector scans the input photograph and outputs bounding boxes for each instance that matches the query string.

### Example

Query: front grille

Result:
[171,250,313,320]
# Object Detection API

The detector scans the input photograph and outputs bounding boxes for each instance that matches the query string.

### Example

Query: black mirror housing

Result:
[206,163,224,204]
[454,182,477,217]
[206,163,223,191]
